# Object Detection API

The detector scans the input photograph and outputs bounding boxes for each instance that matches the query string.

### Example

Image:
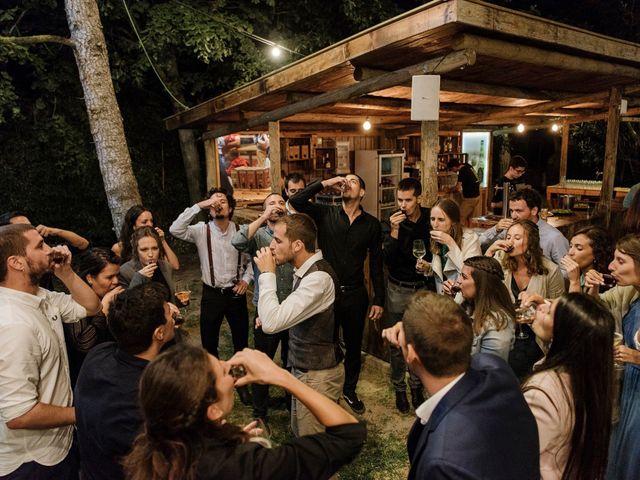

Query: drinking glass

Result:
[412,239,426,260]
[413,239,426,272]
[514,305,535,340]
[175,281,192,307]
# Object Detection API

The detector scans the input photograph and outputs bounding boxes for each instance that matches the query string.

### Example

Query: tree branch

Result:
[0,34,74,48]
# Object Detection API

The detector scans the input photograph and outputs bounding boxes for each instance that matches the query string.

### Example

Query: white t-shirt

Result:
[0,286,86,475]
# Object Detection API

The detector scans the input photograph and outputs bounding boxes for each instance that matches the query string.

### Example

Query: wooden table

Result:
[470,212,592,237]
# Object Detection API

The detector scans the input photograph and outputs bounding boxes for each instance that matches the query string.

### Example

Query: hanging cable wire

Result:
[121,0,189,109]
[172,0,303,57]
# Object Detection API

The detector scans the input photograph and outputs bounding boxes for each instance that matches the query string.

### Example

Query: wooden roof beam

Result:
[455,34,640,78]
[355,66,572,101]
[201,49,476,140]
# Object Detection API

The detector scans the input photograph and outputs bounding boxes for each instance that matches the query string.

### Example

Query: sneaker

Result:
[238,386,252,406]
[343,392,366,414]
[395,391,410,414]
[411,387,425,410]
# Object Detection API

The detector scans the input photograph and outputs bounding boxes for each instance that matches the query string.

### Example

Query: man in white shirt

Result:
[254,213,343,437]
[0,223,101,479]
[382,292,539,479]
[170,188,252,404]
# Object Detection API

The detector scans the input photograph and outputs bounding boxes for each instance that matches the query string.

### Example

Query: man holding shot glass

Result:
[381,178,433,413]
[170,188,253,405]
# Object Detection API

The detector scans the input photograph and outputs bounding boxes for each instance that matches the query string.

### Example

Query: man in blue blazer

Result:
[383,291,539,479]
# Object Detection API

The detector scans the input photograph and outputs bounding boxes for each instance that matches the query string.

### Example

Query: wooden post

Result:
[420,121,439,208]
[268,121,281,193]
[599,87,622,225]
[203,138,220,189]
[559,120,569,182]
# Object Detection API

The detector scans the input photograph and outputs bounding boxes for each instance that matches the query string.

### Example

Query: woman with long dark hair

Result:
[64,247,123,385]
[522,293,613,479]
[123,345,365,480]
[112,205,180,269]
[584,234,640,479]
[118,227,176,299]
[451,256,515,361]
[416,198,481,293]
[560,226,613,293]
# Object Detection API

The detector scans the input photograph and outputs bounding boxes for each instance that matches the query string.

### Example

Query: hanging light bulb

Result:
[517,123,525,133]
[271,46,282,58]
[551,123,559,132]
[363,118,372,131]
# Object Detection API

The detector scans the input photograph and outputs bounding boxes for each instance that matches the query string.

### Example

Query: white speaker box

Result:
[411,75,440,121]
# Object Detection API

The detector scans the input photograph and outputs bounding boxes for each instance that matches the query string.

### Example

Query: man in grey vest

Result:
[254,213,343,437]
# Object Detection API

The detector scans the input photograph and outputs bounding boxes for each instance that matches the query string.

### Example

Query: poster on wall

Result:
[462,131,490,188]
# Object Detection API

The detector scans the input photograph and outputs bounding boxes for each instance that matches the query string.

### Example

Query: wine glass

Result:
[413,239,426,272]
[514,305,535,340]
[175,281,191,307]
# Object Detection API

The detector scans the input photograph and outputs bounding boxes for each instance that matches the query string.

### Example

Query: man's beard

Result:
[26,257,49,286]
[268,211,284,223]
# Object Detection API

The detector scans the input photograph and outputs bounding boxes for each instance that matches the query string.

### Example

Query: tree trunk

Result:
[65,0,141,234]
[163,54,203,205]
[178,129,203,204]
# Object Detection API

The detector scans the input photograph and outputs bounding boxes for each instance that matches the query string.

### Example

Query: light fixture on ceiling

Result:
[551,123,560,132]
[517,123,525,133]
[363,118,372,131]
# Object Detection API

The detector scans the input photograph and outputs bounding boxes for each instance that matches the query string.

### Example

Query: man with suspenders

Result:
[170,188,253,403]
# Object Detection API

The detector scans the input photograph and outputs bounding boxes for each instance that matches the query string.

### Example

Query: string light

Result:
[517,123,525,133]
[363,118,372,131]
[551,123,559,132]
[271,46,282,58]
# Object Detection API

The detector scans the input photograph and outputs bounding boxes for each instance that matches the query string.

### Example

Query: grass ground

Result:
[174,256,413,479]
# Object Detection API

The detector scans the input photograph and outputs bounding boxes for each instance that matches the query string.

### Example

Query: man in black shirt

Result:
[490,155,528,215]
[381,178,432,413]
[448,159,480,226]
[74,282,177,480]
[290,174,384,414]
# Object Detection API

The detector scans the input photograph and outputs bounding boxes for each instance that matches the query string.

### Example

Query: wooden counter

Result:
[546,183,629,208]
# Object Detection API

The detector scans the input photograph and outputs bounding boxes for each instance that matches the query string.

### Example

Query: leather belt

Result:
[389,277,426,290]
[339,284,363,293]
[204,284,237,295]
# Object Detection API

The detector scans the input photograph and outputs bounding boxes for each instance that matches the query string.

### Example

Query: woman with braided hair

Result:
[444,256,515,361]
[123,345,365,480]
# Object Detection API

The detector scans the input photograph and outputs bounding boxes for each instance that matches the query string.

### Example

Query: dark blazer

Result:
[407,353,540,480]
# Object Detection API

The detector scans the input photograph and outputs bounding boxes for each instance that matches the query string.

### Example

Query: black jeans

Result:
[200,284,249,357]
[252,310,289,419]
[335,286,369,396]
[1,444,78,480]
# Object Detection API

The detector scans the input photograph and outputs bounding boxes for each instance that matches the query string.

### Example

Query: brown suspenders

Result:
[206,223,242,287]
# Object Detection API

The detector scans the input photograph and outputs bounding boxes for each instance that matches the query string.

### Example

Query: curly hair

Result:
[123,345,248,480]
[430,198,463,255]
[503,220,548,276]
[571,226,613,274]
[462,256,515,335]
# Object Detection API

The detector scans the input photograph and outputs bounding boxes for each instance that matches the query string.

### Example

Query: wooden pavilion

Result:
[166,0,640,219]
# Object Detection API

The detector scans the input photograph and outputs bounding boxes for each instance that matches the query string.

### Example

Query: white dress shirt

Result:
[170,205,252,287]
[258,251,335,334]
[0,286,86,475]
[415,373,465,425]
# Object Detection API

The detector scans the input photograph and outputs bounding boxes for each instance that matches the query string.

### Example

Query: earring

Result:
[88,281,93,285]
